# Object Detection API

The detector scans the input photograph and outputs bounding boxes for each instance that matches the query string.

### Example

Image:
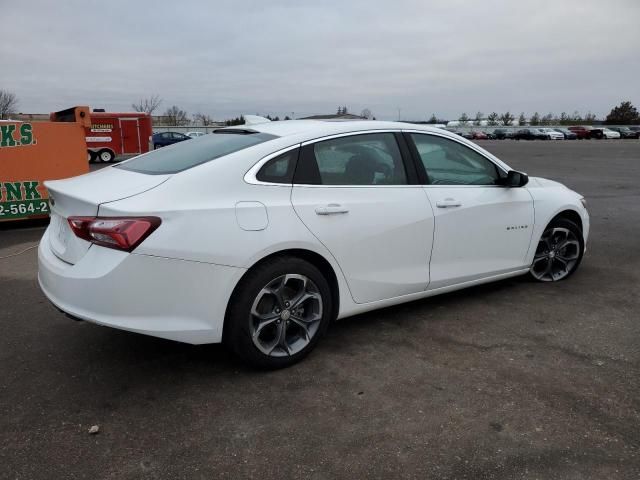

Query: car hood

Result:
[527,176,567,189]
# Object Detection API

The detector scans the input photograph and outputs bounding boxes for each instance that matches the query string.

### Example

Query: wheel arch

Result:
[223,248,341,339]
[549,208,583,232]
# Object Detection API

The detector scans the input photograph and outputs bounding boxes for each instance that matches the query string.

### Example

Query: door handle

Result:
[315,204,349,215]
[436,198,462,208]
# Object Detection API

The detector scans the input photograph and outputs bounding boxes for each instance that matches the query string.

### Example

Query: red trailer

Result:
[85,111,152,163]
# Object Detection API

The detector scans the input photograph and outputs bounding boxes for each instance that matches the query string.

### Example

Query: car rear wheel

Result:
[224,256,332,369]
[529,218,584,282]
[87,151,96,163]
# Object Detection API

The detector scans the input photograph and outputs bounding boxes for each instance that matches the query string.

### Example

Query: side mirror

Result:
[503,170,529,187]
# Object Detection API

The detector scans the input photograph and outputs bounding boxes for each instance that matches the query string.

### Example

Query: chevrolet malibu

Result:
[39,120,589,368]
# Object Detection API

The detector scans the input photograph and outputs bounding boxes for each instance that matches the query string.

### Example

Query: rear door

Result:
[406,132,534,289]
[120,118,141,154]
[291,131,434,304]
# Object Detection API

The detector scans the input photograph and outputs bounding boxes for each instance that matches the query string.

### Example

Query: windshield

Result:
[116,132,277,174]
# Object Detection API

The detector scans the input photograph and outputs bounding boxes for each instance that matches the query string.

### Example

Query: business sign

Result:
[0,123,36,148]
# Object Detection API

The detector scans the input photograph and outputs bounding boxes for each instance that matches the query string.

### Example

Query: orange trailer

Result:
[0,106,90,221]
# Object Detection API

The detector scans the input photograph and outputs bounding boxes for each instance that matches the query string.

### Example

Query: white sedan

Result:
[538,128,565,140]
[601,128,621,139]
[39,120,589,368]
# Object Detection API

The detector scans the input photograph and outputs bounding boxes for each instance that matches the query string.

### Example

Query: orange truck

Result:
[0,106,90,222]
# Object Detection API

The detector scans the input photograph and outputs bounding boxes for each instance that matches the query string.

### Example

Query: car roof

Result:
[220,119,458,143]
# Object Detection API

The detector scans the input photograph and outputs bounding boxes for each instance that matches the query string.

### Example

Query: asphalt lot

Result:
[1,140,639,479]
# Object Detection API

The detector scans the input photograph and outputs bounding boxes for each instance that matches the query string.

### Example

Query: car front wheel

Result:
[224,256,333,369]
[530,218,584,282]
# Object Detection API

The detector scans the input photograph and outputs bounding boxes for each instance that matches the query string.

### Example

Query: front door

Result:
[407,132,534,289]
[291,132,434,303]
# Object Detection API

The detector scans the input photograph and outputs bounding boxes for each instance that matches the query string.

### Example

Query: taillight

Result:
[67,216,161,252]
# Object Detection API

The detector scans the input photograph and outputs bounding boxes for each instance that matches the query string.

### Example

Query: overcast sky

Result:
[2,0,639,120]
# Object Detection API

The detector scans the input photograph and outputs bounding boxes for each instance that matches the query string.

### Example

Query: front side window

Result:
[296,133,407,185]
[410,134,502,186]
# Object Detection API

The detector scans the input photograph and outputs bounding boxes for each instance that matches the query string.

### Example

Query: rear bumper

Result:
[38,228,245,344]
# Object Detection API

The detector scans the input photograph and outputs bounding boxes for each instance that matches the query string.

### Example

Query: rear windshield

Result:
[116,132,277,174]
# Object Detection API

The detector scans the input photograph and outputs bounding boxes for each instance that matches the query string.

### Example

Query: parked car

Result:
[482,130,496,140]
[470,130,488,140]
[185,131,207,138]
[39,121,589,369]
[554,128,578,140]
[588,127,605,139]
[600,128,621,139]
[608,127,639,139]
[514,128,546,140]
[493,128,513,140]
[628,126,640,134]
[567,126,606,140]
[568,126,592,139]
[152,131,192,149]
[537,128,564,140]
[600,127,621,139]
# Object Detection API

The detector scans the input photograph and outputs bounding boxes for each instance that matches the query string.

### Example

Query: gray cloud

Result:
[2,0,639,120]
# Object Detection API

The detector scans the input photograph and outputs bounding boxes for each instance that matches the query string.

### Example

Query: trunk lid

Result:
[45,167,169,264]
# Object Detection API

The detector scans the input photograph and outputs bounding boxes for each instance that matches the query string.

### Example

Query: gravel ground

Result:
[1,139,639,479]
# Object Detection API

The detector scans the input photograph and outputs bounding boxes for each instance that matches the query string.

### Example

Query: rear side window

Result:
[295,133,408,185]
[117,132,277,174]
[256,148,298,183]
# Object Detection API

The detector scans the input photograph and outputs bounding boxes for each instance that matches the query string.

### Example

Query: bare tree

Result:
[499,111,515,126]
[518,112,526,126]
[474,111,483,126]
[132,94,162,114]
[164,105,189,126]
[0,90,18,119]
[571,111,583,123]
[541,112,554,125]
[529,112,540,126]
[360,108,373,120]
[193,112,214,126]
[559,112,569,125]
[458,113,470,125]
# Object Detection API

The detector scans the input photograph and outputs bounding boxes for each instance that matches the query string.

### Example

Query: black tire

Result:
[154,144,160,150]
[87,151,96,163]
[98,149,115,163]
[224,256,333,369]
[529,218,584,282]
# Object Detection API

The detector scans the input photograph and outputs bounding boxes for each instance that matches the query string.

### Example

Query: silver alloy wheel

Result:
[99,150,113,162]
[250,274,323,357]
[530,227,581,281]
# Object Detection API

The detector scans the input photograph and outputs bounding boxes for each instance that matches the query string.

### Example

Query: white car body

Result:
[601,128,621,139]
[38,121,589,345]
[538,128,565,140]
